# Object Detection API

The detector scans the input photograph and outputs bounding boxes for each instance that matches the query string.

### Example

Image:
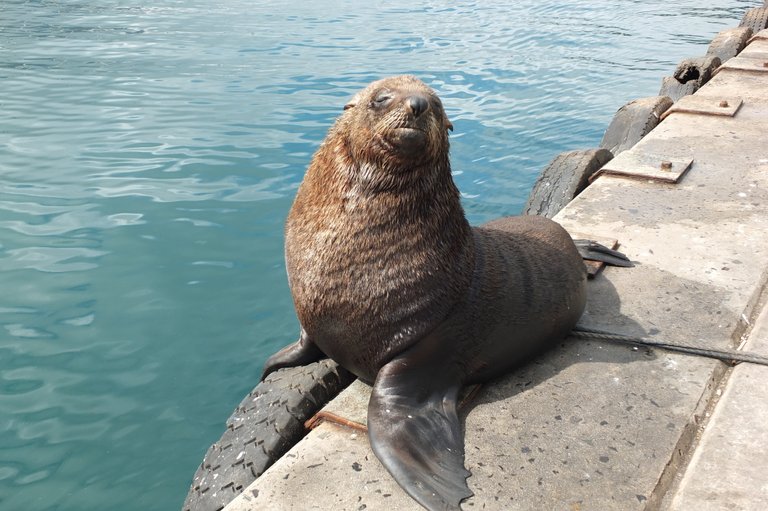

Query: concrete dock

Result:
[224,30,768,510]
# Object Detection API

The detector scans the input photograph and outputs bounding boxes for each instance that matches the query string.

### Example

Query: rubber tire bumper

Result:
[659,55,721,102]
[740,7,768,33]
[599,96,673,156]
[707,27,752,64]
[523,148,613,218]
[182,360,354,511]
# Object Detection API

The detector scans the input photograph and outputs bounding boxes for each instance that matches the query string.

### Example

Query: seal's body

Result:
[263,76,588,510]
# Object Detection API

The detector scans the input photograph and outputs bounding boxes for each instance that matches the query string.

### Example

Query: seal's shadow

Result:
[453,271,659,506]
[458,271,653,418]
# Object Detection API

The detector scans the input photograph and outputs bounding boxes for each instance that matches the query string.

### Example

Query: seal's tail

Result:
[573,239,634,267]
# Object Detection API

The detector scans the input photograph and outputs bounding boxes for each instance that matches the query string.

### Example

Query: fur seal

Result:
[262,75,623,510]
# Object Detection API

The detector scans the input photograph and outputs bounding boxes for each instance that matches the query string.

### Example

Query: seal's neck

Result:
[352,155,468,230]
[352,155,451,197]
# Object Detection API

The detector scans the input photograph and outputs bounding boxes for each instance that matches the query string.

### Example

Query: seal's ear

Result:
[344,91,363,111]
[444,114,454,132]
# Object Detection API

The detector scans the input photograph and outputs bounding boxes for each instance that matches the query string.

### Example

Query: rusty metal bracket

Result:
[590,152,693,184]
[305,411,368,432]
[660,95,743,121]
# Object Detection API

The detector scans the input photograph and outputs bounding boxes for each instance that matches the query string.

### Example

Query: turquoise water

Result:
[0,1,752,509]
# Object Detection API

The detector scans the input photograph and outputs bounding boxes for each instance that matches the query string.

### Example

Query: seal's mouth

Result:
[385,126,428,153]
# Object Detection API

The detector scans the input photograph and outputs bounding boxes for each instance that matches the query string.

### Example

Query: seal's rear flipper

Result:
[573,239,634,267]
[368,341,472,511]
[261,329,325,380]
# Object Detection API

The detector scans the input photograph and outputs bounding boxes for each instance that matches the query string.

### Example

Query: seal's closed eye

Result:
[371,90,393,109]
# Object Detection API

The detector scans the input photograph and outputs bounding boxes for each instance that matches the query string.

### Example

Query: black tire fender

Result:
[740,7,768,33]
[707,27,753,64]
[523,149,613,218]
[659,76,698,103]
[182,360,354,511]
[599,96,673,156]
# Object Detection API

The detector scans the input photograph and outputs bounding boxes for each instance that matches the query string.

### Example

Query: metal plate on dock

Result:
[590,152,694,184]
[718,55,768,73]
[660,95,743,120]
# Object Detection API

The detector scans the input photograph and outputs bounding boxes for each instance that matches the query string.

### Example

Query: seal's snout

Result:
[406,95,429,118]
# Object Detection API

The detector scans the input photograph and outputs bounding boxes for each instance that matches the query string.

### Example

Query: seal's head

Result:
[336,75,454,172]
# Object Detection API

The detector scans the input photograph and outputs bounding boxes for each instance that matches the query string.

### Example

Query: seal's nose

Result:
[406,95,429,118]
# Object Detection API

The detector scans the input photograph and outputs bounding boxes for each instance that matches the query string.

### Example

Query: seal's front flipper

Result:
[261,329,325,380]
[368,341,471,511]
[573,239,634,267]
